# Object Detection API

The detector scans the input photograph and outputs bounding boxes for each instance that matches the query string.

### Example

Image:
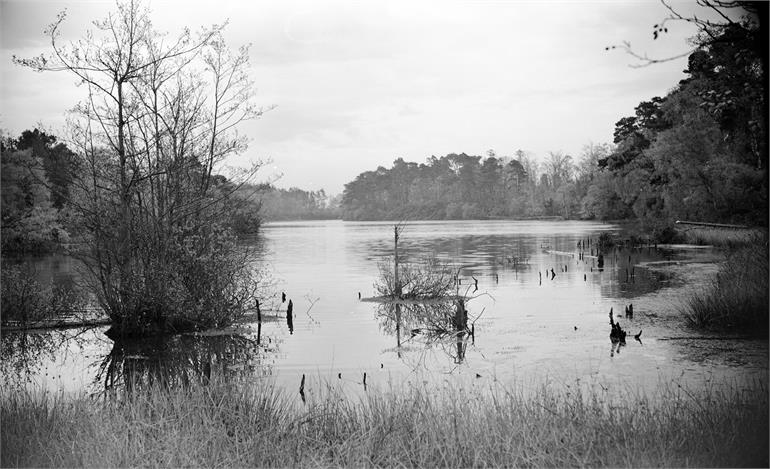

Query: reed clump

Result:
[682,239,769,335]
[679,226,765,247]
[2,378,767,468]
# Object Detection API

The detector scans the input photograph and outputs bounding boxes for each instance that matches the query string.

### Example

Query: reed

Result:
[679,226,765,247]
[681,241,769,335]
[2,377,767,468]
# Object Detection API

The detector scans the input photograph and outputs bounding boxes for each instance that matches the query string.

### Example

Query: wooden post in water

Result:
[394,225,401,298]
[287,300,294,334]
[454,298,467,331]
[395,303,402,353]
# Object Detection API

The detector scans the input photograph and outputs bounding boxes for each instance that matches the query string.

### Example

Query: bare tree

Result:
[543,151,574,188]
[14,0,270,335]
[606,0,764,67]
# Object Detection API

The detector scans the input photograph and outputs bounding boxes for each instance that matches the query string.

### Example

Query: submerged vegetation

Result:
[1,379,767,468]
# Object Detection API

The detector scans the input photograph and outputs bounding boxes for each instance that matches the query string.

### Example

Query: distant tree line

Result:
[257,185,340,221]
[343,7,766,228]
[341,149,606,222]
[1,129,267,254]
[1,128,345,255]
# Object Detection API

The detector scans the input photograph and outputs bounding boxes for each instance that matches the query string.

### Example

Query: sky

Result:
[0,0,730,195]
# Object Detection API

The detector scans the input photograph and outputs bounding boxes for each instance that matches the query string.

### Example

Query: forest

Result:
[1,130,339,254]
[257,185,340,221]
[342,8,767,229]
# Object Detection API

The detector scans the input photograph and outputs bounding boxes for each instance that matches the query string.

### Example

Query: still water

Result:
[2,220,767,397]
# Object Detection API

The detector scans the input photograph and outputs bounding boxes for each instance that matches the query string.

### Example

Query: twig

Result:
[303,294,320,324]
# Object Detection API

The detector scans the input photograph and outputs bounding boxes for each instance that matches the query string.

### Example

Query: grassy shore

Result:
[681,238,769,335]
[2,378,767,468]
[677,225,766,247]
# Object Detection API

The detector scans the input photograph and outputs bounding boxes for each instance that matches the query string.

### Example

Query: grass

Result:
[2,378,767,468]
[677,226,766,247]
[681,240,769,335]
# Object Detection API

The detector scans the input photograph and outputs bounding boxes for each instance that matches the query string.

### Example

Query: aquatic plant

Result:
[374,256,457,300]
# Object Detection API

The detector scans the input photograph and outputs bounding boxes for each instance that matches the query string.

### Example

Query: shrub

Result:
[374,257,456,300]
[651,225,683,244]
[96,222,262,338]
[0,266,83,326]
[16,1,267,336]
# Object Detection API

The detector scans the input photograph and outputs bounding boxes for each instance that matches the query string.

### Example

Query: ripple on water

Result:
[2,220,766,398]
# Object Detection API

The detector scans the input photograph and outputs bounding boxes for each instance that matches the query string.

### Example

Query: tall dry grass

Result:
[682,238,769,335]
[679,226,766,247]
[2,378,767,468]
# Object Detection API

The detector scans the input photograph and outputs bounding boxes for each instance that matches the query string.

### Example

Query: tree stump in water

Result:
[609,309,626,344]
[453,299,468,331]
[287,300,294,334]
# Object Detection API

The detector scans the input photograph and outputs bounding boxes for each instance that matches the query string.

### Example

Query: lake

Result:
[2,220,767,398]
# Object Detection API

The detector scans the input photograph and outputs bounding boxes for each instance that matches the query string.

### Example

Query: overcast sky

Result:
[0,0,727,194]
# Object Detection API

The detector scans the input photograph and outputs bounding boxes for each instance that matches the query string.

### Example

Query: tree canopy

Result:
[13,0,267,334]
[342,2,767,227]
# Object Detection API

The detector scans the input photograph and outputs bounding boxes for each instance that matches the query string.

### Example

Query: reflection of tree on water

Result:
[0,328,93,387]
[376,301,475,367]
[95,327,279,394]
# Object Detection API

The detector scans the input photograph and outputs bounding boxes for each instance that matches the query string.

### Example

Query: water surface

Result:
[2,220,766,397]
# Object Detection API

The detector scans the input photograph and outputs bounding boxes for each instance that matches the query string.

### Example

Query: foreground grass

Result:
[2,378,767,468]
[682,239,769,335]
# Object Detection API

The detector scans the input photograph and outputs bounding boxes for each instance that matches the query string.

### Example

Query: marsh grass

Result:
[681,240,769,335]
[678,226,765,247]
[2,378,767,468]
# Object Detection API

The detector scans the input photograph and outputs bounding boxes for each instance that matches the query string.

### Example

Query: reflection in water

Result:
[4,220,764,397]
[95,329,277,395]
[611,341,626,357]
[0,329,93,387]
[376,301,473,366]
